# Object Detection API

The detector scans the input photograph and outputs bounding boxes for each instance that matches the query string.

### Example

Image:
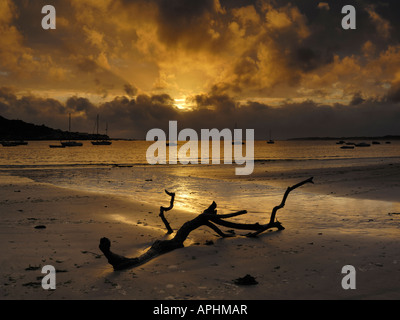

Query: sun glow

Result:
[174,98,189,110]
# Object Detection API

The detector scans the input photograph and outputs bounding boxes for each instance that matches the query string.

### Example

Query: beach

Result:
[1,157,399,300]
[4,0,400,304]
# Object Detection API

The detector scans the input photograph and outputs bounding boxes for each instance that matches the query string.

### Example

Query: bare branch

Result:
[159,189,175,234]
[269,176,314,224]
[99,177,314,271]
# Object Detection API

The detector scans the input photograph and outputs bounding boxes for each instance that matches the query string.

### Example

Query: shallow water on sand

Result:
[1,140,400,239]
[3,163,400,240]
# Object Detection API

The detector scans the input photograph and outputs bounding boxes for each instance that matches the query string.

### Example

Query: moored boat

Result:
[355,142,371,147]
[1,141,18,147]
[266,130,274,144]
[91,115,112,146]
[61,141,83,147]
[49,144,65,148]
[61,113,83,147]
[1,140,28,146]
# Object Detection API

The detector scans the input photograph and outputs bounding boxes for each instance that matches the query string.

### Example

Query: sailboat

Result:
[232,122,245,145]
[61,113,83,147]
[91,114,112,145]
[266,130,275,144]
[49,144,65,148]
[1,141,19,147]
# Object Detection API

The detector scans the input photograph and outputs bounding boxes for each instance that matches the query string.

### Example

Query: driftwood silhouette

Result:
[99,177,314,271]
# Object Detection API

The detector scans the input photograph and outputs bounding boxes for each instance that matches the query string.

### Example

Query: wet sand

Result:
[0,167,399,300]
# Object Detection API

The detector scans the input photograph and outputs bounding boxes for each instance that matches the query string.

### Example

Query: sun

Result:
[174,98,189,110]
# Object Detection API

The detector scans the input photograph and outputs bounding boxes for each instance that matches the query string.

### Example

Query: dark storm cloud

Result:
[191,93,237,112]
[291,47,334,72]
[0,87,67,130]
[264,0,396,73]
[2,0,400,140]
[1,86,400,139]
[12,0,74,48]
[174,93,400,139]
[386,83,400,103]
[65,96,95,113]
[94,93,180,138]
[295,0,399,54]
[140,0,400,96]
[123,84,138,97]
[3,0,400,99]
[350,92,365,106]
[154,0,222,49]
[76,58,99,73]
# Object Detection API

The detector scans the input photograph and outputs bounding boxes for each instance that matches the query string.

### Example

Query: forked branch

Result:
[99,177,313,271]
[159,190,175,234]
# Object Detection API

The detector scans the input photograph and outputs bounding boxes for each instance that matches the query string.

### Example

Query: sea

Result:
[1,139,400,237]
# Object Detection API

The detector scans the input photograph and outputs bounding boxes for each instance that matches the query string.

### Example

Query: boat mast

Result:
[68,113,71,141]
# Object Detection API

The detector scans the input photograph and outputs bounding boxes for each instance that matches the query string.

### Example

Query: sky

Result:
[1,0,400,139]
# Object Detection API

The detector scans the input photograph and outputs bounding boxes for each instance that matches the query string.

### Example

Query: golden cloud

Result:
[0,0,398,108]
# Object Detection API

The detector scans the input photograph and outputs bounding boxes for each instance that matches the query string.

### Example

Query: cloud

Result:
[124,84,138,97]
[317,2,330,11]
[154,0,223,50]
[350,92,365,106]
[366,5,391,39]
[0,0,38,77]
[1,0,400,141]
[2,86,400,140]
[0,87,67,130]
[1,0,398,102]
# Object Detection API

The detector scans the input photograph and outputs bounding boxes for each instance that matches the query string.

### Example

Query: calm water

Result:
[1,140,400,237]
[1,140,400,167]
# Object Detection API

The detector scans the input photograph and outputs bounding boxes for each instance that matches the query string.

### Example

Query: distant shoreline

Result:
[1,137,399,142]
[2,115,400,142]
[286,135,400,141]
[0,138,138,141]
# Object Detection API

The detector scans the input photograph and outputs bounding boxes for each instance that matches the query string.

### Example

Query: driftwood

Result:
[99,177,314,271]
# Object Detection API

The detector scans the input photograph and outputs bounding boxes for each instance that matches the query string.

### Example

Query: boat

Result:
[232,141,245,145]
[340,145,354,149]
[14,140,28,145]
[61,141,83,147]
[61,113,83,147]
[1,140,28,147]
[336,140,345,145]
[266,130,275,144]
[232,122,245,145]
[49,144,65,148]
[355,142,371,147]
[91,140,112,146]
[91,114,112,146]
[372,141,380,145]
[1,141,18,147]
